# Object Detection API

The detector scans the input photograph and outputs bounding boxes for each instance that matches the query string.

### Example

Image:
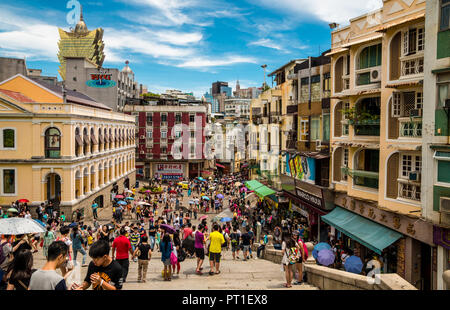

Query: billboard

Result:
[290,156,315,183]
[154,164,184,180]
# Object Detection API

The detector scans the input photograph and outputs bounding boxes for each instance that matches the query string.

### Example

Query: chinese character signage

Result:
[86,74,117,88]
[155,164,184,180]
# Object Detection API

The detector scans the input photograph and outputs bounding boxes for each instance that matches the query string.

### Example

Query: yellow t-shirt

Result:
[209,231,225,254]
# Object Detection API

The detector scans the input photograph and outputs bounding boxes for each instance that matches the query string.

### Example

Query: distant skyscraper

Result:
[57,7,105,80]
[212,81,228,96]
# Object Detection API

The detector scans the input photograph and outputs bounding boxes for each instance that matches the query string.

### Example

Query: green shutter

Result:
[323,114,330,142]
[438,160,450,183]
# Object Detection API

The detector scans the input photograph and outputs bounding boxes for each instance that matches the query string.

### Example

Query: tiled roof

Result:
[0,89,35,103]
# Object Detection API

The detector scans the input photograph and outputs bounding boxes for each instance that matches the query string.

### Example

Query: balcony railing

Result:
[350,119,380,136]
[398,180,421,201]
[347,169,379,189]
[401,55,424,77]
[399,118,422,138]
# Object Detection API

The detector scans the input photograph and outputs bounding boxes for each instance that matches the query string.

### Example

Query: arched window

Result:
[45,127,61,158]
[75,128,81,157]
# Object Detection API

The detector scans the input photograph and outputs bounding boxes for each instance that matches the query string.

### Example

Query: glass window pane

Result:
[3,129,14,148]
[3,169,15,194]
[441,4,450,31]
[323,114,330,141]
[438,160,450,183]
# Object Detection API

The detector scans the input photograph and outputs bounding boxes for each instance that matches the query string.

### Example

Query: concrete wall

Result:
[0,58,27,82]
[253,242,417,290]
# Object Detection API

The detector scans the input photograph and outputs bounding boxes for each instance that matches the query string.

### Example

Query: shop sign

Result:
[433,226,450,250]
[296,187,323,209]
[86,74,117,88]
[291,203,309,218]
[155,164,184,180]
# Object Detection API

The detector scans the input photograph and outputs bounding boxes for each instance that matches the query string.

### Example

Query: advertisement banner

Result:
[154,164,184,179]
[290,156,315,182]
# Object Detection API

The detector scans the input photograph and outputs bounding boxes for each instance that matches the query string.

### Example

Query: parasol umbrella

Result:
[68,222,78,228]
[0,218,46,235]
[189,200,195,205]
[18,199,30,203]
[145,190,151,193]
[317,249,335,266]
[125,197,134,200]
[312,242,332,259]
[138,202,151,206]
[160,224,176,234]
[344,256,364,274]
[34,219,46,227]
[7,208,18,213]
[115,195,125,199]
[117,201,128,205]
[199,215,208,221]
[202,196,210,201]
[220,217,232,222]
[216,194,224,199]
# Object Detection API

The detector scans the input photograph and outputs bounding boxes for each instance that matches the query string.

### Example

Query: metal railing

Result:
[399,118,422,138]
[401,55,424,77]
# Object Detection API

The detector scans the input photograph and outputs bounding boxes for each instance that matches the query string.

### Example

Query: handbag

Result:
[177,248,186,262]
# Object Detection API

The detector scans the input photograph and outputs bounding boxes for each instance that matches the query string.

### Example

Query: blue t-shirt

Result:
[71,232,83,250]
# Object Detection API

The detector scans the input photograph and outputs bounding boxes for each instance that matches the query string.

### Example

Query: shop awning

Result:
[321,207,402,255]
[254,186,277,199]
[216,163,226,169]
[245,180,265,191]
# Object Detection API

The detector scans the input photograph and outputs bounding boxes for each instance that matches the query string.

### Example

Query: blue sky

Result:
[0,0,382,97]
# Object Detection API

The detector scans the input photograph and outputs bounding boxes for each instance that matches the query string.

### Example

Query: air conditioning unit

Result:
[370,68,381,82]
[409,171,421,182]
[440,197,450,214]
[444,99,450,109]
[140,150,145,154]
[409,109,422,117]
[315,140,322,150]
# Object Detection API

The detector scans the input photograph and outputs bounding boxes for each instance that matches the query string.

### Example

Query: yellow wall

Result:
[0,75,62,103]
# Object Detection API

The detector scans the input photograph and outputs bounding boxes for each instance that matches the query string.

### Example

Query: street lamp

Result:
[261,64,267,89]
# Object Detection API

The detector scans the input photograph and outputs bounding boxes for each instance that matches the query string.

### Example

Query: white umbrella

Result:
[125,189,133,193]
[0,218,46,235]
[137,201,151,206]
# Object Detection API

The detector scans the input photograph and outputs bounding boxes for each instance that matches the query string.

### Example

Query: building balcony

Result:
[345,168,379,189]
[398,180,421,202]
[399,118,422,138]
[350,119,380,136]
[400,55,424,78]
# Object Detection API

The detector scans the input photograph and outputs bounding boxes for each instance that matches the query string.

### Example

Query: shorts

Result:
[296,257,303,264]
[242,245,250,252]
[195,248,205,260]
[209,252,221,263]
[231,244,239,252]
[163,259,171,266]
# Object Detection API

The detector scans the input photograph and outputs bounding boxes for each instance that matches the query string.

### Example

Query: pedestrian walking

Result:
[42,226,56,259]
[133,236,152,283]
[281,232,300,288]
[194,225,206,275]
[111,227,133,283]
[207,224,225,275]
[160,233,173,281]
[71,226,88,267]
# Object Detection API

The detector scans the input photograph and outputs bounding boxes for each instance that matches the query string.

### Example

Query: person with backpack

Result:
[229,227,240,260]
[281,231,300,288]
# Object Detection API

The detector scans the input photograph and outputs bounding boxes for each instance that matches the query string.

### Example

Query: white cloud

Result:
[249,39,284,51]
[252,0,383,25]
[176,55,258,68]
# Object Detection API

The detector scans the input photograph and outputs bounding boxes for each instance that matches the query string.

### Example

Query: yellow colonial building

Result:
[328,0,437,289]
[0,74,135,220]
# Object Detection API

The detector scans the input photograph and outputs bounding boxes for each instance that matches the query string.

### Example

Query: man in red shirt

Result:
[183,223,193,240]
[111,227,133,283]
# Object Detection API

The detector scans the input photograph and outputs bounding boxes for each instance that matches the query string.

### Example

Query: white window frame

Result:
[1,128,17,150]
[146,130,153,139]
[415,92,423,109]
[161,131,167,139]
[392,91,423,117]
[399,153,422,179]
[1,167,17,196]
[300,119,309,141]
[402,26,425,57]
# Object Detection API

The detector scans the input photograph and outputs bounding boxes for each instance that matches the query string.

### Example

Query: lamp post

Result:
[261,64,267,89]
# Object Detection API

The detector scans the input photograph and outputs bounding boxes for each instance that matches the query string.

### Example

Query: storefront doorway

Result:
[420,243,432,290]
[46,173,61,207]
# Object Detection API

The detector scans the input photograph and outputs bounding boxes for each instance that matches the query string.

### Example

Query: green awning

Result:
[321,207,402,255]
[254,186,276,198]
[245,180,265,191]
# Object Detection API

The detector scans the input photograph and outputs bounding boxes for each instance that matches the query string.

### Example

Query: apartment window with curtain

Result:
[358,44,382,69]
[322,114,330,141]
[441,0,450,31]
[310,116,320,140]
[300,119,309,141]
